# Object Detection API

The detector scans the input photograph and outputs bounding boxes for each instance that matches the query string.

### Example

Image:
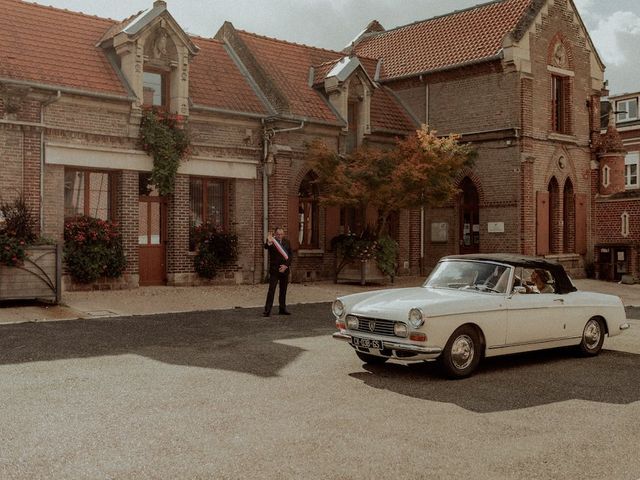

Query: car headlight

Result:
[332,299,345,318]
[408,308,425,328]
[394,322,408,337]
[346,315,359,330]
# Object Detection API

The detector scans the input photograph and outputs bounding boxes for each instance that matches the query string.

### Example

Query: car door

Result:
[505,267,567,346]
[505,293,568,346]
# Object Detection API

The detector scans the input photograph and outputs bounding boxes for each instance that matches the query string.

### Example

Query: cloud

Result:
[590,11,640,66]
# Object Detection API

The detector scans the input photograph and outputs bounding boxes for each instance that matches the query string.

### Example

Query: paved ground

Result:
[2,277,640,324]
[0,303,639,480]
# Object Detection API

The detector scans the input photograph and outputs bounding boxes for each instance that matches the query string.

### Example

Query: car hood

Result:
[344,287,505,319]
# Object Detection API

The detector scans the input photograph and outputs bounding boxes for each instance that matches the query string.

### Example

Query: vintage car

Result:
[332,254,630,378]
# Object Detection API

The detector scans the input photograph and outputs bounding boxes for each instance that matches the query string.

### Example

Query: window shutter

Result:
[288,196,299,250]
[325,205,340,250]
[536,191,550,255]
[575,193,587,255]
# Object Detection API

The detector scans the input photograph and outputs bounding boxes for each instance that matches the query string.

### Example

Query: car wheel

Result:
[355,350,388,364]
[441,326,481,379]
[578,317,605,356]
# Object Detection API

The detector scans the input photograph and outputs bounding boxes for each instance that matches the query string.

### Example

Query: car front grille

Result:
[350,316,398,337]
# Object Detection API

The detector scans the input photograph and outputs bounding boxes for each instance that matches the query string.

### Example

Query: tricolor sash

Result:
[272,238,289,261]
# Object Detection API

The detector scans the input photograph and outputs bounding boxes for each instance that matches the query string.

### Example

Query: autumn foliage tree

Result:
[308,125,476,237]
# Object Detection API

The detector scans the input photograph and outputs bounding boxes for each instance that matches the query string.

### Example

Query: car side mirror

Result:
[512,286,527,295]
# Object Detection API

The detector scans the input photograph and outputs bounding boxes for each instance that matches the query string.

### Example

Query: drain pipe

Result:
[261,119,305,280]
[40,90,61,233]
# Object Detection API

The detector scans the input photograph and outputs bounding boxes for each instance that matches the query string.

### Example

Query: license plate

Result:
[352,336,383,349]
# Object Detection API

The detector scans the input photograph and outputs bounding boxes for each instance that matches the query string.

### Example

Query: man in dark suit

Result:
[263,227,292,317]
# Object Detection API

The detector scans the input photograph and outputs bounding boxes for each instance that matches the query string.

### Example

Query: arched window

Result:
[563,179,575,253]
[298,172,319,248]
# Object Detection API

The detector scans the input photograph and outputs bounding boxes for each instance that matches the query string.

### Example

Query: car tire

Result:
[578,317,605,356]
[441,325,481,379]
[355,350,388,364]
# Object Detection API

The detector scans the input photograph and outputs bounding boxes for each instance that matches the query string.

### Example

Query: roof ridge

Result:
[363,0,524,39]
[236,28,344,56]
[22,0,118,24]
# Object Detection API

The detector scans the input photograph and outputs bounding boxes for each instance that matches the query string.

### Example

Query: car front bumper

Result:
[332,331,443,359]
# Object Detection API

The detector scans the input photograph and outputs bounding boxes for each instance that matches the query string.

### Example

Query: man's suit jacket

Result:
[264,238,292,274]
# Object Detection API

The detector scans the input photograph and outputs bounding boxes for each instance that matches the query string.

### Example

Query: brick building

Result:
[594,91,640,280]
[1,0,614,290]
[352,0,605,275]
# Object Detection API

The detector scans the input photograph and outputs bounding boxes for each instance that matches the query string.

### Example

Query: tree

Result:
[308,125,476,236]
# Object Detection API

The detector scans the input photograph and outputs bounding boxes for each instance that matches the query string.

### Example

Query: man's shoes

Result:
[262,311,270,317]
[279,310,291,315]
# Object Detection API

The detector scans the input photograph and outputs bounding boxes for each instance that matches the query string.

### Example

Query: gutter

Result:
[0,77,134,102]
[190,104,268,120]
[377,53,503,84]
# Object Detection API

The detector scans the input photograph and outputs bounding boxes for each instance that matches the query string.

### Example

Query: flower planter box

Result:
[0,244,61,303]
[336,259,389,285]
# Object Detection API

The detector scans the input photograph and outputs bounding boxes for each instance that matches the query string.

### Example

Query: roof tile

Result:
[355,0,532,80]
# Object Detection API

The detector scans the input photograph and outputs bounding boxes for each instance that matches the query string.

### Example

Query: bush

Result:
[0,196,36,243]
[64,216,126,283]
[192,223,238,279]
[0,234,27,267]
[332,229,399,278]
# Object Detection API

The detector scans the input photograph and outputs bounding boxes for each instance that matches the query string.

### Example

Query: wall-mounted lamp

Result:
[265,151,276,177]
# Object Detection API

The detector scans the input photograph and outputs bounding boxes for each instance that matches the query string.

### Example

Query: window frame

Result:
[602,165,610,187]
[625,152,640,190]
[621,212,630,237]
[616,98,639,123]
[63,168,115,220]
[142,68,170,109]
[297,174,320,249]
[189,177,229,250]
[551,74,569,134]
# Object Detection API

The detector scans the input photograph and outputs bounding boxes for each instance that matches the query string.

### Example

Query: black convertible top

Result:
[441,254,577,294]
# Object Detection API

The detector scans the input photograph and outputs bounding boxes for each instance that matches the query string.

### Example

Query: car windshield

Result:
[424,260,511,294]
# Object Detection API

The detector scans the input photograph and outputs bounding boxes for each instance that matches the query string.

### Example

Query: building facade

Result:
[594,91,640,281]
[1,0,616,291]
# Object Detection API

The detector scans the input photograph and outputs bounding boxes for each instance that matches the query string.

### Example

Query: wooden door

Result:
[536,191,550,255]
[138,194,167,285]
[459,178,480,254]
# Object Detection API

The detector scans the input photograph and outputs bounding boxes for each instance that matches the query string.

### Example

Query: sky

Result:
[33,0,640,95]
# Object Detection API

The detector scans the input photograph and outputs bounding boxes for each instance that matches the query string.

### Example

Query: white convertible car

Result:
[332,254,630,378]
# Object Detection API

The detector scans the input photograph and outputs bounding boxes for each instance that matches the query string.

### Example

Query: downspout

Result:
[421,84,429,275]
[40,91,62,233]
[261,119,305,281]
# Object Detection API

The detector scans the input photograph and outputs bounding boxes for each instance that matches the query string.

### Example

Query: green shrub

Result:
[139,108,190,196]
[192,223,238,279]
[332,230,399,278]
[64,216,126,283]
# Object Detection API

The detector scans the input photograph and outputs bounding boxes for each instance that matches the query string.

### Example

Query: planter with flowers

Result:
[0,197,60,303]
[332,231,398,285]
[191,223,238,280]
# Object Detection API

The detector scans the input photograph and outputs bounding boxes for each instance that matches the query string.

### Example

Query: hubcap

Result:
[584,320,601,350]
[451,334,474,370]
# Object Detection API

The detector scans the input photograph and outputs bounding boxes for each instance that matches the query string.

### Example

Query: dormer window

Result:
[143,70,168,108]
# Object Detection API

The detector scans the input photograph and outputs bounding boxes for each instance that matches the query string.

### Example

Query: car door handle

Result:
[554,298,564,303]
